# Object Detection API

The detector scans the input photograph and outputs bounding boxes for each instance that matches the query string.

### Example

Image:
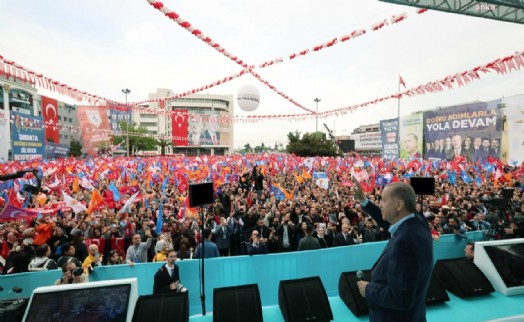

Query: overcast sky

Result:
[2,0,523,148]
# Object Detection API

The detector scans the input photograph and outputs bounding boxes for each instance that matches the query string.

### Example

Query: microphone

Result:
[356,270,365,281]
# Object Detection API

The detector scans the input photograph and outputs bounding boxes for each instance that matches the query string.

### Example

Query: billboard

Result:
[108,104,132,133]
[380,118,399,159]
[353,131,381,150]
[423,100,502,162]
[399,113,423,160]
[505,95,524,164]
[10,111,45,161]
[0,109,9,161]
[77,106,111,156]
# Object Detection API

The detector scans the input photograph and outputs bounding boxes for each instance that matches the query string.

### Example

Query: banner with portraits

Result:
[10,111,46,161]
[399,113,423,160]
[380,118,399,159]
[188,110,222,146]
[504,95,524,164]
[77,106,111,156]
[423,100,502,162]
[108,105,132,133]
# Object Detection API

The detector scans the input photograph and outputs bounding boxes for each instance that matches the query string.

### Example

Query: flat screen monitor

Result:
[484,244,524,288]
[22,278,138,322]
[474,239,524,296]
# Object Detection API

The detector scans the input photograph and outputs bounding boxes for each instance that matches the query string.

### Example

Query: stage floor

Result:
[189,292,524,322]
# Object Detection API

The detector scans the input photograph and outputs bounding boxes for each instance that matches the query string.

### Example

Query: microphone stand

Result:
[199,205,209,316]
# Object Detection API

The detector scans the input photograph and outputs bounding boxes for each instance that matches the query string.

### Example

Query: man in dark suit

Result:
[246,230,268,255]
[276,214,297,252]
[153,249,186,294]
[298,224,320,251]
[353,178,433,322]
[333,223,357,246]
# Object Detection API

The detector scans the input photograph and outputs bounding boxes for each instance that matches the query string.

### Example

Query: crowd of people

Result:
[0,153,523,279]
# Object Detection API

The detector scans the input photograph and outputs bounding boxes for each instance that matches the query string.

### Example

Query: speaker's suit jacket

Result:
[153,264,181,294]
[362,201,433,322]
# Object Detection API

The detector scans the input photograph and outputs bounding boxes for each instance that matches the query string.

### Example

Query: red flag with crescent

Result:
[172,109,189,147]
[42,96,59,144]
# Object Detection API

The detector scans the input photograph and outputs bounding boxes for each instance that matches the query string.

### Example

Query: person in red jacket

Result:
[33,215,55,246]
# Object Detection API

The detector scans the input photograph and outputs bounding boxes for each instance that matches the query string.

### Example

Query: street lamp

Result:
[122,88,131,156]
[314,98,321,133]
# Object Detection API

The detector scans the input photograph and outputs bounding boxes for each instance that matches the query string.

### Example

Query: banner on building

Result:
[108,104,132,133]
[380,118,399,159]
[188,110,223,146]
[505,95,524,164]
[399,113,423,160]
[46,142,70,159]
[172,109,189,147]
[0,109,9,161]
[77,106,111,156]
[423,100,502,162]
[41,96,60,144]
[10,111,45,161]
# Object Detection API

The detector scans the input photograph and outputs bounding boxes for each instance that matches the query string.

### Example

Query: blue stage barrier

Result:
[0,231,483,316]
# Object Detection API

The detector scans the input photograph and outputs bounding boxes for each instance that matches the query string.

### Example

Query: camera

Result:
[72,267,84,276]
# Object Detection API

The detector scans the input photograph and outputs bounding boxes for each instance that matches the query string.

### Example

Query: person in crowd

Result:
[28,244,57,271]
[464,241,475,260]
[442,216,468,240]
[214,217,231,257]
[126,232,152,266]
[153,240,168,262]
[106,250,125,265]
[334,223,358,246]
[153,249,187,294]
[276,214,297,252]
[55,262,88,285]
[82,244,102,274]
[71,230,88,263]
[57,242,83,268]
[194,228,220,258]
[246,230,268,255]
[315,225,329,248]
[361,217,382,243]
[298,224,320,251]
[33,214,54,247]
[353,178,433,322]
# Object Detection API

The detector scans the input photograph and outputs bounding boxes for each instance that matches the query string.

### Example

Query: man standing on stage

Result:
[353,178,433,322]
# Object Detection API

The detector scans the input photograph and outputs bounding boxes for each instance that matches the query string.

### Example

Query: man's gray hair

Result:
[387,182,417,213]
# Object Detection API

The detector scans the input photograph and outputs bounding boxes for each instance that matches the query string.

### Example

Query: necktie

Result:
[455,149,459,157]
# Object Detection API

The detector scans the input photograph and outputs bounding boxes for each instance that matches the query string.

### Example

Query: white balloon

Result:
[237,84,260,112]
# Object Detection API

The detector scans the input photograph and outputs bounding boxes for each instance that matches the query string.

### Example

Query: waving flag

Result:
[108,182,121,202]
[81,176,94,191]
[315,177,329,190]
[156,202,163,235]
[460,170,473,183]
[62,191,87,213]
[0,203,38,221]
[86,189,104,214]
[118,192,139,214]
[177,196,198,219]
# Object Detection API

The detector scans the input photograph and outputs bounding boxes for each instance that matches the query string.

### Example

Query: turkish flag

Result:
[42,96,59,144]
[172,109,189,147]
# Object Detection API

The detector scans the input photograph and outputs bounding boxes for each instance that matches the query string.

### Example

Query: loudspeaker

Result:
[278,276,333,322]
[188,182,214,208]
[0,298,28,322]
[425,272,450,306]
[132,292,189,322]
[213,284,262,322]
[338,270,370,316]
[409,177,435,195]
[434,258,494,298]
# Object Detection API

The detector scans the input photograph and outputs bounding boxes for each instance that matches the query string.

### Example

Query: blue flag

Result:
[460,170,473,183]
[156,202,163,235]
[448,170,456,186]
[108,182,121,202]
[270,183,286,201]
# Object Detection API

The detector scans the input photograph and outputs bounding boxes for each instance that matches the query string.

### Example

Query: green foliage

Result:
[113,121,159,156]
[286,131,342,157]
[69,139,83,157]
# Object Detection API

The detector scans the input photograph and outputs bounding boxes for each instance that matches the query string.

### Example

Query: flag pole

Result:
[397,74,401,121]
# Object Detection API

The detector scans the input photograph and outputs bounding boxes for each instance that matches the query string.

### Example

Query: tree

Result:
[113,121,158,156]
[286,131,342,157]
[157,138,172,156]
[69,139,83,157]
[244,143,253,153]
